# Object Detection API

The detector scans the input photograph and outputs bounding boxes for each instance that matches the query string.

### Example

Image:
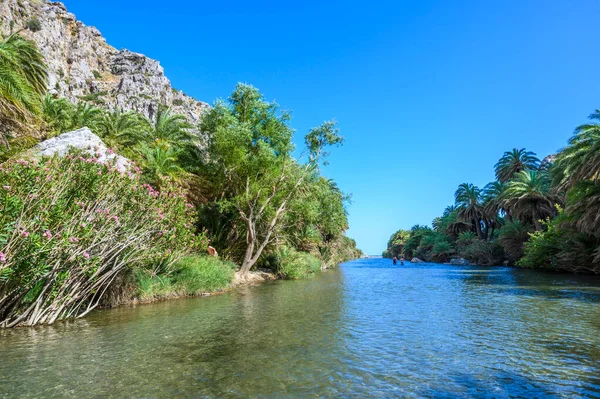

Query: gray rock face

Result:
[411,257,424,263]
[449,258,470,266]
[35,127,130,171]
[0,0,209,124]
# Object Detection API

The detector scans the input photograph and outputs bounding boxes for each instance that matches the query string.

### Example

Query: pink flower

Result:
[21,231,30,238]
[83,252,90,259]
[0,252,6,264]
[81,222,87,227]
[69,237,79,243]
[97,171,102,175]
[2,185,10,190]
[42,230,53,239]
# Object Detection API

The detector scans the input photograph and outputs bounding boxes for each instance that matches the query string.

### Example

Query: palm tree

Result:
[494,148,540,183]
[554,110,600,190]
[138,141,185,187]
[455,183,485,239]
[150,106,193,146]
[498,221,533,262]
[482,181,509,234]
[0,33,47,141]
[69,102,104,132]
[98,108,149,149]
[42,95,74,135]
[565,181,600,239]
[500,170,558,230]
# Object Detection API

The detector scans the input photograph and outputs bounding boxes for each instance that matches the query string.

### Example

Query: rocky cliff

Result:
[0,0,209,124]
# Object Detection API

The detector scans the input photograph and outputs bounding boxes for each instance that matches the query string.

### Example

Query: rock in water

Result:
[34,127,130,171]
[449,258,470,266]
[411,257,424,263]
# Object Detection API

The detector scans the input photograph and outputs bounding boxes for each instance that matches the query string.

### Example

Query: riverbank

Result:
[107,260,347,309]
[114,269,279,308]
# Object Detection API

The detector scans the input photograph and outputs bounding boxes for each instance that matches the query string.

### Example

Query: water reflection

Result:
[1,259,600,398]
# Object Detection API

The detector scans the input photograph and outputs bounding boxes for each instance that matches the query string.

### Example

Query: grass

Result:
[136,256,236,301]
[275,247,322,280]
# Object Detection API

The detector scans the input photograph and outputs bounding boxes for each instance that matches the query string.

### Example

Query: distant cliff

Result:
[0,0,209,124]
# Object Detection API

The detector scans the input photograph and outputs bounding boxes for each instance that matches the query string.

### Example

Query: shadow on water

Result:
[356,257,600,303]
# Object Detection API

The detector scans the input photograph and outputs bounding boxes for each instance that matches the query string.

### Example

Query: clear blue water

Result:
[1,258,600,398]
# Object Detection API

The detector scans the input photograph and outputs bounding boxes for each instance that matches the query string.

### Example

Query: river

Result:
[1,258,600,398]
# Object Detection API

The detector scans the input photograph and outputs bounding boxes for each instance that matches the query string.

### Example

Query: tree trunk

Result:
[239,219,256,277]
[474,219,483,239]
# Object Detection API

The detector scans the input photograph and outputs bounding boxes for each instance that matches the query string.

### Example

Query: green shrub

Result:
[78,91,107,105]
[135,272,174,301]
[273,246,321,279]
[172,99,184,106]
[135,256,235,300]
[172,256,235,294]
[0,152,208,326]
[26,18,41,32]
[460,239,504,265]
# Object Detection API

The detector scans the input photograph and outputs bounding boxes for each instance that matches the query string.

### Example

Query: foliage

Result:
[0,33,47,143]
[265,246,322,280]
[500,170,559,230]
[0,152,208,326]
[26,18,42,32]
[136,256,235,300]
[494,148,540,183]
[0,34,361,326]
[498,221,532,263]
[455,183,485,238]
[554,110,600,190]
[383,229,410,258]
[199,83,344,275]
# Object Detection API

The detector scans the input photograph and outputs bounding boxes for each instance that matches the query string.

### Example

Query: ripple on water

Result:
[1,259,600,398]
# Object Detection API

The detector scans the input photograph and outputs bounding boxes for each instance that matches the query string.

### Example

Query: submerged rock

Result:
[411,257,424,263]
[449,258,470,266]
[34,127,130,171]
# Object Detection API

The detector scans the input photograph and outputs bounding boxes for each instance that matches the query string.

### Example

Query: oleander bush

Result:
[0,152,208,326]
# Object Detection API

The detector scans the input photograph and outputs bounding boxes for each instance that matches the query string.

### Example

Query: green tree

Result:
[69,101,104,132]
[494,148,539,183]
[138,141,186,187]
[554,110,600,190]
[42,95,74,135]
[498,221,533,263]
[385,229,410,258]
[455,183,485,239]
[500,170,558,230]
[200,84,342,276]
[150,105,193,146]
[99,108,149,150]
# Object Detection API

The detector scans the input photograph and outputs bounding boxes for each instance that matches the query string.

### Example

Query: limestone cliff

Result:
[0,0,209,124]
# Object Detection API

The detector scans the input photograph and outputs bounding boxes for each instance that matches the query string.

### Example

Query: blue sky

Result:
[64,0,600,255]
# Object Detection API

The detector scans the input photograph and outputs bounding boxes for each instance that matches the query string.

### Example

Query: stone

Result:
[411,257,424,263]
[449,258,470,266]
[34,127,130,171]
[207,246,218,257]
